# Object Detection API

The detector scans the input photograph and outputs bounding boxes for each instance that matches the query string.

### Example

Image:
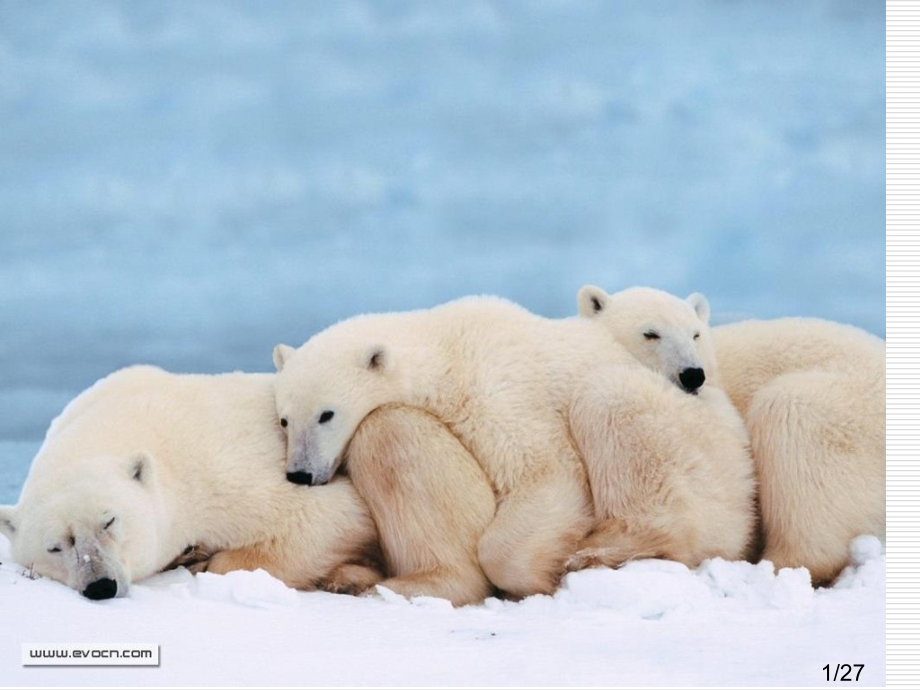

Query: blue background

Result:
[0,1,884,502]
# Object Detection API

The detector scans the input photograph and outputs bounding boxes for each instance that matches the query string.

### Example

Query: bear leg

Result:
[477,465,593,598]
[347,405,497,606]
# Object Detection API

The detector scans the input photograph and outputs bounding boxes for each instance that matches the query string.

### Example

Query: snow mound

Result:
[374,585,454,611]
[193,568,301,609]
[556,559,708,619]
[833,536,886,591]
[697,557,814,609]
[555,555,816,618]
[850,534,883,566]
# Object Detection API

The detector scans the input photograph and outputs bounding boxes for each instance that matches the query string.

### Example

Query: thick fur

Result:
[578,285,885,585]
[347,405,496,606]
[574,286,756,567]
[0,366,382,598]
[567,365,755,570]
[714,318,885,585]
[273,295,756,597]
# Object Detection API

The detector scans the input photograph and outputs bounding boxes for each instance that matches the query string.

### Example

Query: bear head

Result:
[0,451,166,600]
[578,285,719,393]
[273,328,401,487]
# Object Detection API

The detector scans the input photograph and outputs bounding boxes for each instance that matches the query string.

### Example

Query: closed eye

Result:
[104,517,115,530]
[48,546,61,553]
[693,332,700,340]
[643,331,660,341]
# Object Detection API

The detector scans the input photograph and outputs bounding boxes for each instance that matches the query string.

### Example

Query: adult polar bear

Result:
[272,296,755,598]
[0,366,387,599]
[577,285,885,585]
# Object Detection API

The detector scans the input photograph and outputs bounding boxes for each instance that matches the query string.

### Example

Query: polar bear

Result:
[272,296,756,597]
[577,285,885,585]
[0,366,383,599]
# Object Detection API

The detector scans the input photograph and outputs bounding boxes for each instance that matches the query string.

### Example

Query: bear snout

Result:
[678,367,706,393]
[82,577,118,600]
[286,471,314,486]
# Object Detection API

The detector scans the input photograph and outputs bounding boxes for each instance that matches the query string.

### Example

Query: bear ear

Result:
[272,344,296,372]
[128,452,156,487]
[362,345,390,372]
[686,292,711,324]
[0,505,17,539]
[577,285,609,318]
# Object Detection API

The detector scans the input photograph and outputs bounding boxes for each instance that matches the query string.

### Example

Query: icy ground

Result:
[0,535,884,687]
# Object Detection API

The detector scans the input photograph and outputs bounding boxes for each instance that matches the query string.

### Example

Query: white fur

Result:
[346,405,497,606]
[577,284,718,391]
[274,295,756,597]
[578,285,885,584]
[713,317,885,584]
[0,366,380,598]
[573,286,756,567]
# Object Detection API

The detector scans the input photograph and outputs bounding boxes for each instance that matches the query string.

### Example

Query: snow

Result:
[0,535,884,686]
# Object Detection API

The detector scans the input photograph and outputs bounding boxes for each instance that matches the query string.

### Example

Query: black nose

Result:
[678,367,706,392]
[286,471,314,486]
[82,577,117,600]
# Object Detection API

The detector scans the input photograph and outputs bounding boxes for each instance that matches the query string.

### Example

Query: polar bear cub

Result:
[0,366,381,599]
[273,295,756,597]
[577,284,885,585]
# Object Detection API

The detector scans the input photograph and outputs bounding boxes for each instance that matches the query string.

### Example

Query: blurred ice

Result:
[0,1,883,501]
